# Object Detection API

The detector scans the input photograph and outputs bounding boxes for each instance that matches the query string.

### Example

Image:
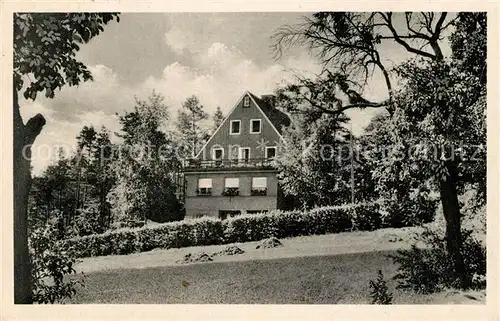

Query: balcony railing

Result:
[183,158,277,171]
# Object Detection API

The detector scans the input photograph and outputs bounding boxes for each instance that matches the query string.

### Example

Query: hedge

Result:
[60,202,381,258]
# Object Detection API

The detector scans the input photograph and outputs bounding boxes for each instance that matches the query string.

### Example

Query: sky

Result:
[19,12,453,175]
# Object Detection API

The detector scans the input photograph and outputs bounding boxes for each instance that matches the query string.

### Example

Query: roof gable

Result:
[248,92,291,133]
[194,91,290,158]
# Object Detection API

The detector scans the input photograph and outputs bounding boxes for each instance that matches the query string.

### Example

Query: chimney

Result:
[260,94,276,108]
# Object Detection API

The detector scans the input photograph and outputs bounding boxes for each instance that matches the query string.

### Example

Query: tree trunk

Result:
[13,89,45,304]
[439,161,468,289]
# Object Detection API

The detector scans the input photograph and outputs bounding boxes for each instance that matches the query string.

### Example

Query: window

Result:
[250,119,261,134]
[266,146,277,159]
[225,177,239,188]
[212,147,224,160]
[197,178,212,196]
[251,177,267,196]
[223,177,240,196]
[238,147,250,163]
[230,120,241,135]
[219,210,241,220]
[243,96,250,107]
[252,177,267,188]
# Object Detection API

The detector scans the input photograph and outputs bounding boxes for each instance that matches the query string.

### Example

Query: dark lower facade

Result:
[183,166,282,219]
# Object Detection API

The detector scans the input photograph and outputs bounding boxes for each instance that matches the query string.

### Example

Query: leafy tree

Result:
[29,150,75,229]
[275,105,355,208]
[108,91,183,223]
[74,126,115,227]
[212,106,225,132]
[449,12,486,204]
[73,126,97,216]
[29,212,84,304]
[29,126,116,238]
[13,12,119,303]
[90,127,116,228]
[360,113,438,227]
[273,12,485,288]
[176,95,209,157]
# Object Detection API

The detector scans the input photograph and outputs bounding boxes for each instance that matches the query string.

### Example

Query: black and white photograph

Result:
[2,4,498,319]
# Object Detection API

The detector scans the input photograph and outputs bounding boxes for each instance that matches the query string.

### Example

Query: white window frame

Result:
[265,146,277,159]
[243,96,250,107]
[238,147,251,162]
[212,147,224,160]
[249,119,262,134]
[229,120,241,135]
[252,177,267,189]
[224,177,240,188]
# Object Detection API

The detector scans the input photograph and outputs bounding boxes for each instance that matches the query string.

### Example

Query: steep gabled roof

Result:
[194,91,291,158]
[248,92,291,133]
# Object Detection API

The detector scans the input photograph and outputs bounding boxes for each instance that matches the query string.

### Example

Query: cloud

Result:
[19,65,131,174]
[20,65,134,124]
[141,42,323,121]
[164,27,190,55]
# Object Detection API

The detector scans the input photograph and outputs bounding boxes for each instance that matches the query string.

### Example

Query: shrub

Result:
[369,270,393,304]
[60,202,381,258]
[30,217,84,304]
[459,188,486,238]
[308,206,353,234]
[189,217,225,245]
[391,226,486,294]
[70,202,106,237]
[352,203,382,231]
[382,191,437,228]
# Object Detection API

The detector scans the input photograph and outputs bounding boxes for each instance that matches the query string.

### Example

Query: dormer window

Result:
[230,120,241,135]
[243,96,250,107]
[250,119,261,134]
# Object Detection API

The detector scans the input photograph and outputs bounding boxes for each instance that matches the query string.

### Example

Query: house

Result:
[182,91,291,219]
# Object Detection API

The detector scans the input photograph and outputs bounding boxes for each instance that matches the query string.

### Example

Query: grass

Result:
[70,251,395,304]
[68,250,485,304]
[68,223,486,304]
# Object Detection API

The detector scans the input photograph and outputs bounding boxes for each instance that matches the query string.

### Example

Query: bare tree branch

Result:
[380,12,437,60]
[405,12,431,40]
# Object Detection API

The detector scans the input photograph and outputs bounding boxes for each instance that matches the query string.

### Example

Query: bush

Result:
[369,270,393,304]
[382,191,437,228]
[30,217,84,304]
[60,203,380,258]
[391,226,486,294]
[352,203,382,231]
[70,202,106,237]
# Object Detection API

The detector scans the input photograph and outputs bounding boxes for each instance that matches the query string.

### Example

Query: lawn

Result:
[70,251,391,304]
[69,249,484,304]
[69,226,485,304]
